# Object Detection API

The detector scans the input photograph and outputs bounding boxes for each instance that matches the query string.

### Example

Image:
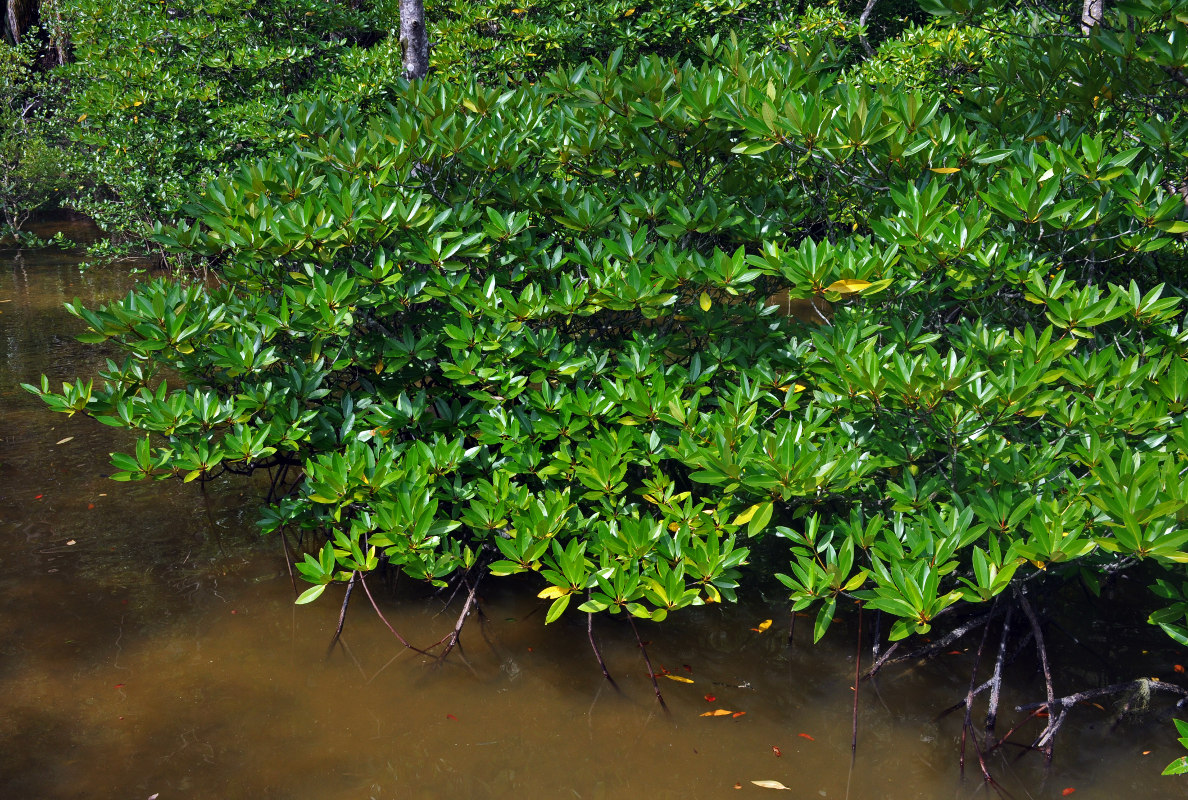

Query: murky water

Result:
[2,226,1186,799]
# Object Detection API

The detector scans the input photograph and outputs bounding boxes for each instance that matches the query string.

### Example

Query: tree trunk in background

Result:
[399,0,428,79]
[1081,0,1103,34]
[4,0,36,46]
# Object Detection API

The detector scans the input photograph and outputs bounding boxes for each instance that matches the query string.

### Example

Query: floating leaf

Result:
[704,694,716,702]
[732,711,747,718]
[699,291,712,311]
[1061,789,1076,796]
[537,585,569,600]
[930,166,961,174]
[701,709,734,716]
[798,732,815,741]
[665,674,694,683]
[751,780,791,790]
[751,619,773,633]
[772,746,782,756]
[55,436,74,445]
[446,713,458,720]
[66,539,77,546]
[824,279,873,295]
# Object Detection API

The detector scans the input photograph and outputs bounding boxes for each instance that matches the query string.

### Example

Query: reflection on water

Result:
[2,230,1184,799]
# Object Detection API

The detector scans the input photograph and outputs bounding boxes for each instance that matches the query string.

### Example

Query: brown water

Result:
[2,228,1185,799]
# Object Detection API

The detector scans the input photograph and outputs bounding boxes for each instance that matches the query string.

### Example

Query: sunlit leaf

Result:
[295,584,327,605]
[751,619,773,633]
[699,291,712,311]
[824,279,873,295]
[537,585,569,600]
[665,674,694,683]
[929,167,960,174]
[701,709,734,716]
[733,504,760,526]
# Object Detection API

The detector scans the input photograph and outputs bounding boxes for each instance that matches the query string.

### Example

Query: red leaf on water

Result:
[446,714,458,721]
[732,712,746,718]
[772,746,782,757]
[704,695,716,702]
[1062,789,1076,796]
[231,610,238,614]
[34,494,43,500]
[114,684,125,689]
[798,733,815,741]
[87,503,95,510]
[945,650,962,655]
[1175,664,1185,673]
[683,664,693,673]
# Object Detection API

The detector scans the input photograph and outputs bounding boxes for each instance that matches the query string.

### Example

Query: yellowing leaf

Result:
[825,279,873,295]
[753,619,773,633]
[699,291,712,311]
[665,674,694,683]
[732,504,761,526]
[132,100,143,107]
[77,113,88,122]
[929,166,960,174]
[700,709,734,716]
[55,437,75,445]
[537,585,569,600]
[624,7,636,15]
[751,780,792,790]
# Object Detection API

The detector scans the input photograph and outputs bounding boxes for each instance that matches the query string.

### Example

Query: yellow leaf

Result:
[625,7,636,15]
[929,166,960,174]
[793,383,807,393]
[77,113,87,122]
[665,674,694,683]
[511,7,526,12]
[55,436,75,446]
[537,586,569,600]
[825,278,873,295]
[754,619,773,633]
[667,160,683,168]
[700,709,735,716]
[133,100,143,107]
[732,504,761,526]
[374,360,384,375]
[751,780,792,790]
[699,291,712,311]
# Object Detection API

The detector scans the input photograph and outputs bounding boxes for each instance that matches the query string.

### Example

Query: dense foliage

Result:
[13,0,1188,757]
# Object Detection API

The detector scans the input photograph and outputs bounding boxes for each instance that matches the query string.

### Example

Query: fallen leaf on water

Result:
[798,733,815,741]
[35,494,43,500]
[1176,664,1185,673]
[88,503,95,509]
[446,714,458,721]
[704,694,716,702]
[751,780,791,790]
[66,540,76,546]
[665,674,694,683]
[1062,789,1076,796]
[751,619,773,633]
[732,711,747,718]
[683,664,693,672]
[772,746,782,756]
[733,783,742,790]
[1143,750,1152,755]
[701,709,734,716]
[56,437,74,445]
[114,683,125,689]
[945,650,962,655]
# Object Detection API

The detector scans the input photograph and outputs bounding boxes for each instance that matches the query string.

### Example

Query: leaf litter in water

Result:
[751,780,792,790]
[700,709,734,716]
[665,674,694,683]
[751,619,773,633]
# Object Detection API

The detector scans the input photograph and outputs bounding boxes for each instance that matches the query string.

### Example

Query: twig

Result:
[358,572,433,655]
[629,617,667,711]
[326,571,358,658]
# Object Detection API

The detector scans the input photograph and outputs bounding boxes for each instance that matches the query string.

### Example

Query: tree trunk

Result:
[399,0,428,80]
[1081,0,1103,35]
